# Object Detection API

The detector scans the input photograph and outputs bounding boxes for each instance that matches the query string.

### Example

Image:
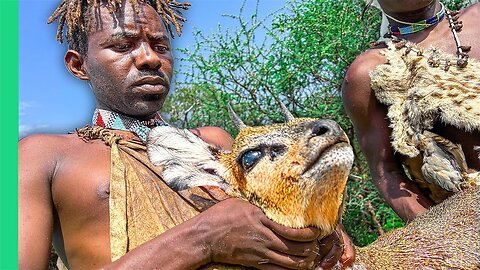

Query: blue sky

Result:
[19,0,286,138]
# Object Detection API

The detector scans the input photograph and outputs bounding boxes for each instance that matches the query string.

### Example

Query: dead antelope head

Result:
[147,107,354,236]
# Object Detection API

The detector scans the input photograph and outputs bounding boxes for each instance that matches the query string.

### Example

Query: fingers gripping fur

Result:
[147,126,229,191]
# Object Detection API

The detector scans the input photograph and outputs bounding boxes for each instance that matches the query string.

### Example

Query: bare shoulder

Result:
[19,133,88,158]
[344,48,385,87]
[462,2,480,16]
[342,48,386,102]
[18,134,86,193]
[189,126,234,151]
[19,133,107,177]
[461,3,480,35]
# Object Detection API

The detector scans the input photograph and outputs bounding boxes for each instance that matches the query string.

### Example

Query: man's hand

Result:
[314,225,355,270]
[199,198,320,269]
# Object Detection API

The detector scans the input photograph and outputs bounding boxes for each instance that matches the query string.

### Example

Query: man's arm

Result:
[19,135,58,269]
[342,51,434,222]
[105,198,321,269]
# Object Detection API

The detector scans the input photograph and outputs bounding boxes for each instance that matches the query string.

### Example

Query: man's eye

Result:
[153,45,168,53]
[240,150,262,171]
[112,43,133,52]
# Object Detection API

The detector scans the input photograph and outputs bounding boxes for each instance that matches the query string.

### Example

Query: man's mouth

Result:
[134,76,168,87]
[132,76,169,96]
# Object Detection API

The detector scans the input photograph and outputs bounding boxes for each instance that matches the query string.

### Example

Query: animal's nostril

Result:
[311,121,331,136]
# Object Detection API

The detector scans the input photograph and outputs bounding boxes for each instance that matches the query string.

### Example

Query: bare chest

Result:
[418,16,480,60]
[52,142,111,217]
[51,141,113,266]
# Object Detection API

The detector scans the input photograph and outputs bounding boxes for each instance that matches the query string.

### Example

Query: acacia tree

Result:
[164,0,473,245]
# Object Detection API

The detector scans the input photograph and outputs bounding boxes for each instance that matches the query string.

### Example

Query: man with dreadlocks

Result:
[19,0,346,269]
[343,0,480,223]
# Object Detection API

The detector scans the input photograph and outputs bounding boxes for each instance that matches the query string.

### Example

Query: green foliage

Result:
[167,0,381,133]
[167,1,291,134]
[444,0,477,10]
[165,0,477,246]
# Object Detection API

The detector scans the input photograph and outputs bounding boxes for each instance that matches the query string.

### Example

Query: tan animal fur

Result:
[147,115,479,269]
[148,118,354,236]
[370,41,480,158]
[348,183,480,270]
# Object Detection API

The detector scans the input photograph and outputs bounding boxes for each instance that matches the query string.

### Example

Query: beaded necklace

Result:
[386,2,445,35]
[92,108,169,142]
[378,2,471,69]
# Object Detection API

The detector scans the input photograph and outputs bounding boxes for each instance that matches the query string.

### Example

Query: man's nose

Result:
[134,43,162,70]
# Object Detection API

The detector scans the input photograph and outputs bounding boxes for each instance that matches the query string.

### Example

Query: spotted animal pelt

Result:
[370,41,480,157]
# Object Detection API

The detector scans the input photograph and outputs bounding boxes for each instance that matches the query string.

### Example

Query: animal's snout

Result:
[311,119,341,138]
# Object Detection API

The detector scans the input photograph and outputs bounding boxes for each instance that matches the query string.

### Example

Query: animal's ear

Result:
[147,126,230,191]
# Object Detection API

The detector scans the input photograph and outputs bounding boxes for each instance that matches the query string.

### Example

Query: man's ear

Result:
[65,50,89,80]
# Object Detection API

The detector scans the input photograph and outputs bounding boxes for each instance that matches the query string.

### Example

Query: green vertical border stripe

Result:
[0,0,19,268]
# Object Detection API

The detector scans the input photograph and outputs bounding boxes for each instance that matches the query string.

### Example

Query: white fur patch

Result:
[147,126,229,191]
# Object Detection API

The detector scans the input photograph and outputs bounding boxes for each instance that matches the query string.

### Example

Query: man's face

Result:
[82,2,173,119]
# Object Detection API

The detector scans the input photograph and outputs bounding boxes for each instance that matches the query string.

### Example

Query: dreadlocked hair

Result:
[47,0,190,54]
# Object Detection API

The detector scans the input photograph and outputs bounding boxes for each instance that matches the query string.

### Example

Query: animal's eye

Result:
[241,150,262,170]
